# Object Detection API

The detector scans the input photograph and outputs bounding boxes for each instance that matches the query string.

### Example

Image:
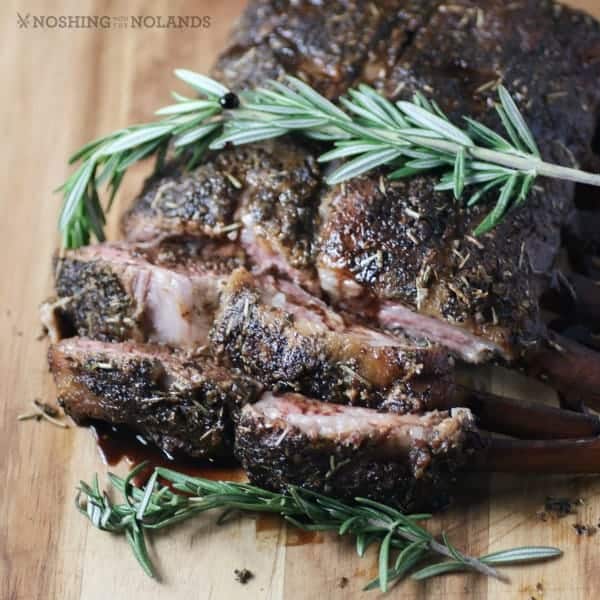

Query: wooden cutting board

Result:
[2,1,600,598]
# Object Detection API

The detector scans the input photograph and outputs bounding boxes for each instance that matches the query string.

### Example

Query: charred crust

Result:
[211,270,452,409]
[54,256,140,342]
[122,162,241,239]
[51,343,261,458]
[234,408,470,511]
[122,139,322,275]
[211,0,410,99]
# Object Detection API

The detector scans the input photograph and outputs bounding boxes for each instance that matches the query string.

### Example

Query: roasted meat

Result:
[209,0,600,369]
[44,0,600,508]
[49,338,261,457]
[211,0,441,100]
[122,139,322,293]
[210,269,600,439]
[316,174,546,363]
[211,267,451,408]
[314,0,600,363]
[235,392,475,511]
[42,239,241,346]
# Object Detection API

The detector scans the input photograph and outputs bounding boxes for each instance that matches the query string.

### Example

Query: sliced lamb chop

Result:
[210,267,451,408]
[212,269,600,439]
[49,338,261,458]
[237,394,600,511]
[42,239,241,346]
[235,392,475,511]
[316,174,543,363]
[122,139,322,293]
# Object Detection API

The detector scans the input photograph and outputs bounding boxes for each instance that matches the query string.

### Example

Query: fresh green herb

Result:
[76,463,562,592]
[59,70,600,247]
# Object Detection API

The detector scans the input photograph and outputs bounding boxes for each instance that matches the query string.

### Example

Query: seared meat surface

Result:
[122,139,322,293]
[317,175,542,362]
[212,0,439,99]
[50,338,261,457]
[211,267,451,408]
[44,240,241,346]
[121,161,240,243]
[235,392,475,510]
[208,0,600,363]
[314,0,600,362]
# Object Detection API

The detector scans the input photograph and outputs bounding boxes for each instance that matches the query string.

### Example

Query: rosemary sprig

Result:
[76,463,561,592]
[59,70,600,247]
[17,399,69,428]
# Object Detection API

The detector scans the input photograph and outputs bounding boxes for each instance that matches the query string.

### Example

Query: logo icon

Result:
[16,12,30,28]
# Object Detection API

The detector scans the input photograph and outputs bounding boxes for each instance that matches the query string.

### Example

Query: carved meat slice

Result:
[49,338,261,458]
[235,392,475,511]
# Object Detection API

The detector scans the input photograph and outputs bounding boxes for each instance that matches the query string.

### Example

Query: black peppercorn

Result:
[219,92,240,109]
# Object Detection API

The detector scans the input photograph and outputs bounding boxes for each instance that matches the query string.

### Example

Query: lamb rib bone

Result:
[212,267,600,439]
[235,392,600,512]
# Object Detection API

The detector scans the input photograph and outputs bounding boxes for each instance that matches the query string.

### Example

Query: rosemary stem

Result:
[387,522,506,581]
[402,134,600,187]
[364,516,505,581]
[426,538,507,582]
[472,146,600,185]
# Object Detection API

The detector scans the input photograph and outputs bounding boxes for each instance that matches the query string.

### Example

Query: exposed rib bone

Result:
[526,332,600,409]
[472,436,600,473]
[548,319,600,351]
[542,272,600,326]
[449,387,600,440]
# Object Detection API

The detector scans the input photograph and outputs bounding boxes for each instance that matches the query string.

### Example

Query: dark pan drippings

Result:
[90,422,245,486]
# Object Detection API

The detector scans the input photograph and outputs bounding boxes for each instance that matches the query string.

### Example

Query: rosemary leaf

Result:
[155,99,217,116]
[174,122,222,147]
[326,147,403,185]
[498,86,540,157]
[454,147,466,200]
[357,84,409,128]
[466,175,508,207]
[397,101,473,146]
[481,546,563,565]
[210,125,283,148]
[412,546,562,581]
[270,116,330,129]
[388,165,424,179]
[411,560,466,580]
[174,69,229,98]
[115,139,165,173]
[58,69,600,247]
[285,75,350,122]
[318,141,389,162]
[99,125,173,156]
[378,530,394,592]
[463,116,514,153]
[473,171,519,235]
[364,542,427,591]
[515,172,536,206]
[495,103,527,154]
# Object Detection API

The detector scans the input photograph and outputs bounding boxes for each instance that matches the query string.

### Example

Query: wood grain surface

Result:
[2,1,599,598]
